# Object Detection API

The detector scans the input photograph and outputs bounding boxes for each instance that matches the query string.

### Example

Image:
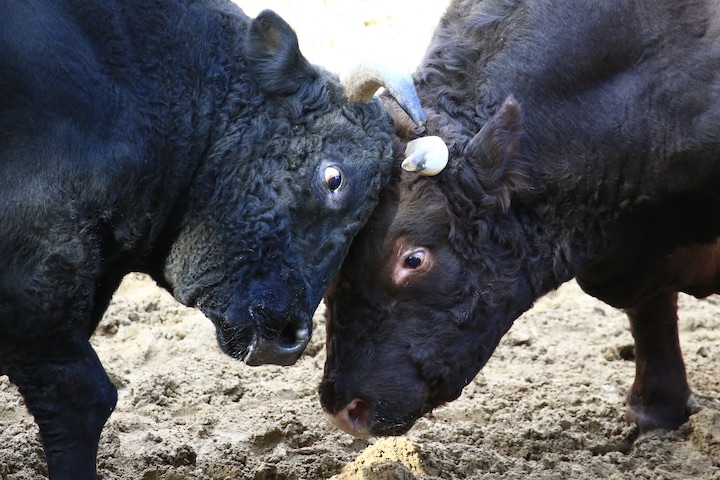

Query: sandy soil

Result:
[2,1,719,479]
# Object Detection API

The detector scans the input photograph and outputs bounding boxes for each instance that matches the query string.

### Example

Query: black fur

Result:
[0,1,395,478]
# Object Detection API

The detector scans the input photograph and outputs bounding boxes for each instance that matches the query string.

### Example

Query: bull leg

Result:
[4,333,117,480]
[624,290,692,434]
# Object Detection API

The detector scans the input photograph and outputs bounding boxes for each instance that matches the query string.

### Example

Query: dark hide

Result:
[0,1,397,478]
[320,0,720,439]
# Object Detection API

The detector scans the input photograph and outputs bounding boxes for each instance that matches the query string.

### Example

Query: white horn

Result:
[402,136,449,176]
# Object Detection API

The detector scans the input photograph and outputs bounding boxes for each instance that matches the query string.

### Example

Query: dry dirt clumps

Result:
[1,274,718,479]
[1,1,720,479]
[333,438,424,480]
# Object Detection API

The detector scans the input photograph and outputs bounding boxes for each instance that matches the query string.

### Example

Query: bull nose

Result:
[244,315,311,366]
[327,398,372,437]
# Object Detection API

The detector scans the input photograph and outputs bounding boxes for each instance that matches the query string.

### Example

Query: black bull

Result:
[321,0,720,439]
[0,0,426,478]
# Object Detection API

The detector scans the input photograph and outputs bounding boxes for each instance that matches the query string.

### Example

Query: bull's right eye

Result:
[392,245,431,286]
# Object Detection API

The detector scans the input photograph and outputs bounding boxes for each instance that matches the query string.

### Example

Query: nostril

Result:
[243,311,311,366]
[278,318,310,350]
[328,398,372,437]
[347,398,370,427]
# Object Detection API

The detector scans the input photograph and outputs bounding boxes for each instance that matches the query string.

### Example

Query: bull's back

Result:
[0,0,163,327]
[0,0,149,166]
[504,0,720,198]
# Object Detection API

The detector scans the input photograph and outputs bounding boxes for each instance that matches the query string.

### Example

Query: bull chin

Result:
[213,319,254,361]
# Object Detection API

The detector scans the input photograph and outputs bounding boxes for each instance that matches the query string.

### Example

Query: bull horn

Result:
[402,136,448,176]
[341,58,425,128]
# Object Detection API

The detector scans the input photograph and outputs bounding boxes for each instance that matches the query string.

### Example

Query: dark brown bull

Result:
[320,0,720,438]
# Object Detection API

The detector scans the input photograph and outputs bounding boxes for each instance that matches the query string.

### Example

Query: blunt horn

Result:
[341,58,425,128]
[401,136,449,176]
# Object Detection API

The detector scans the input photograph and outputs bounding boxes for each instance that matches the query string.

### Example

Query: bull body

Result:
[0,1,414,478]
[321,0,720,438]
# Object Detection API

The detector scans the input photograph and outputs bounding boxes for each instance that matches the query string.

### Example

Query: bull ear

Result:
[463,96,529,211]
[245,10,317,95]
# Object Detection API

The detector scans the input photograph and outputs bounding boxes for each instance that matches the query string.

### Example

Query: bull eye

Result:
[404,251,424,269]
[324,166,343,191]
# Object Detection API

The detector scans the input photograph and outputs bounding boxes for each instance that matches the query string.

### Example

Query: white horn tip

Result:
[402,136,449,176]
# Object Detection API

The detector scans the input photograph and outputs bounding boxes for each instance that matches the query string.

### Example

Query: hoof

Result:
[626,395,698,435]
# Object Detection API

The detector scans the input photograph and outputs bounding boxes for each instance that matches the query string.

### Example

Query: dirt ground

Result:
[2,1,719,479]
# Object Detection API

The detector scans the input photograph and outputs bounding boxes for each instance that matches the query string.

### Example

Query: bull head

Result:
[163,9,449,369]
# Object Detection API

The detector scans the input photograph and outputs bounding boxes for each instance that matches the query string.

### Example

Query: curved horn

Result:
[341,58,425,128]
[402,136,449,176]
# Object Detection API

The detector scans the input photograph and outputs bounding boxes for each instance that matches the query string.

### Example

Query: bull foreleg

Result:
[5,334,117,480]
[624,290,692,434]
